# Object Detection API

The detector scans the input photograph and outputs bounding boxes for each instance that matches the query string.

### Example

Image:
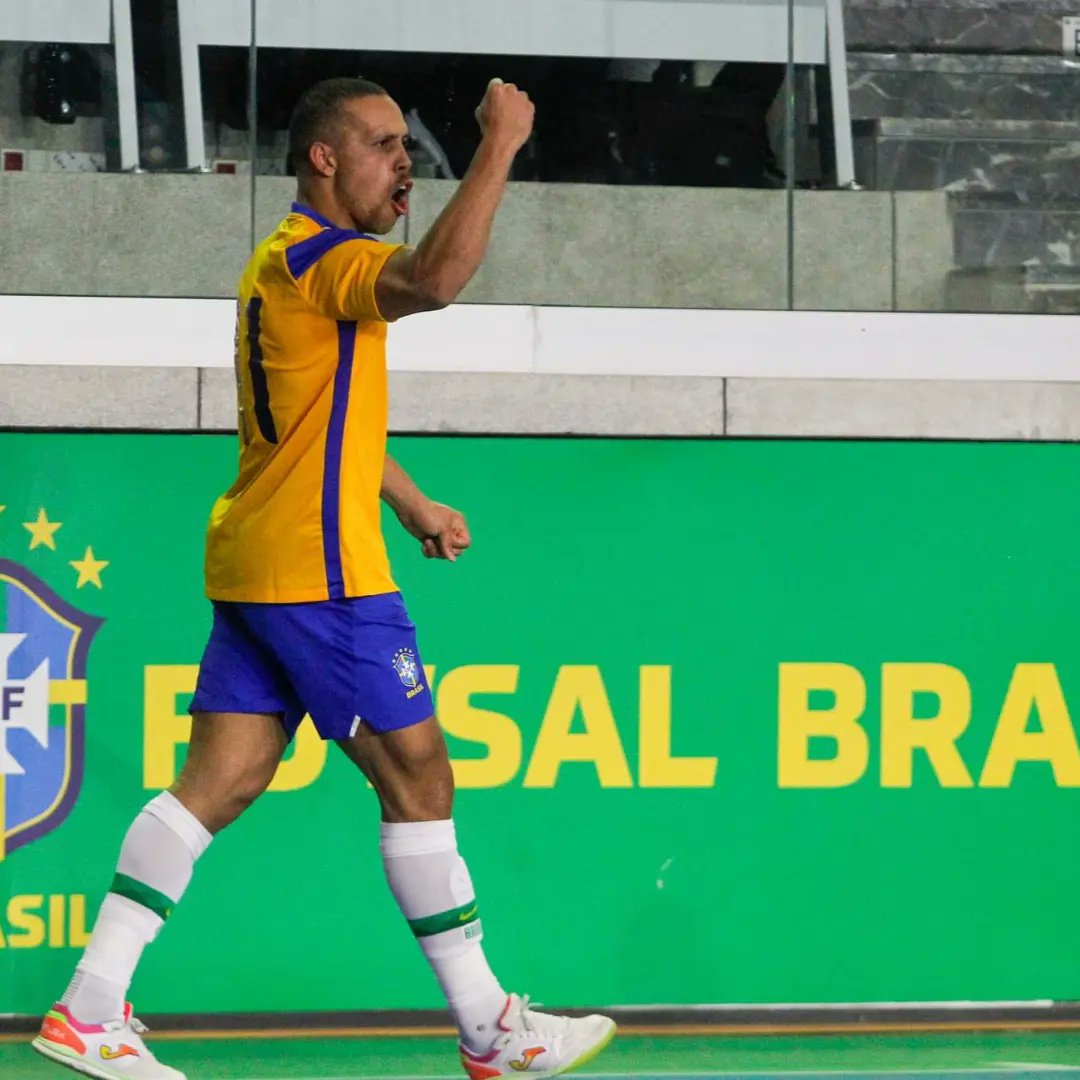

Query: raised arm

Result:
[374,80,535,321]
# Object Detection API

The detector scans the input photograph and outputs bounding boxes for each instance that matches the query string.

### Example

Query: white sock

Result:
[62,792,212,1023]
[381,819,507,1053]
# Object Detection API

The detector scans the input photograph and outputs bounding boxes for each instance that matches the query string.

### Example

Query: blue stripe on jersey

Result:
[291,202,378,239]
[246,298,278,444]
[286,229,357,280]
[322,320,357,600]
[291,202,338,230]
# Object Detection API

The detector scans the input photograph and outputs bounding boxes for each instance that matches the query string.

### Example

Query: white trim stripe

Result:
[0,295,1077,382]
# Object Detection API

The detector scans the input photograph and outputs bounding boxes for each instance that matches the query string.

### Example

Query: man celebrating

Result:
[33,77,616,1080]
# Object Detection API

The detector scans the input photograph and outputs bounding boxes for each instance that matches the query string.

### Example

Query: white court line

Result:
[225,1070,1080,1080]
[998,1066,1078,1073]
[613,1002,1057,1012]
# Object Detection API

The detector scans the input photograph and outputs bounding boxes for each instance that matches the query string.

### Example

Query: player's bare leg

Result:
[339,717,616,1079]
[33,712,287,1080]
[172,711,289,831]
[339,713,454,821]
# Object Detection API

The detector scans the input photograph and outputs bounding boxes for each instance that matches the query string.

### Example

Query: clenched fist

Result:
[475,77,535,153]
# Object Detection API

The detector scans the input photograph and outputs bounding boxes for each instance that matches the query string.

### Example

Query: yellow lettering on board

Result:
[524,666,633,788]
[438,666,522,788]
[48,895,65,948]
[778,663,868,788]
[980,664,1080,787]
[143,666,198,789]
[69,896,91,948]
[881,664,974,788]
[7,895,45,948]
[638,666,716,787]
[144,664,326,792]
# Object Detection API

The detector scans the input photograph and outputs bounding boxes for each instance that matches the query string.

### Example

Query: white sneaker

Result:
[31,1002,185,1080]
[460,993,616,1079]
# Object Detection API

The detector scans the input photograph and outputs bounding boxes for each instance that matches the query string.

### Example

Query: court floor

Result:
[5,1030,1080,1080]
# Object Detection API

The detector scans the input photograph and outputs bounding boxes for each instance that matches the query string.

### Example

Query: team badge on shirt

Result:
[392,647,421,692]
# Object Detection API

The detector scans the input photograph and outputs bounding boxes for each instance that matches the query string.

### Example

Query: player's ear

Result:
[308,141,337,177]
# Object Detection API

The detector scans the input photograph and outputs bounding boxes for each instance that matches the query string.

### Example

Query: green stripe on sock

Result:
[408,900,479,938]
[110,872,176,921]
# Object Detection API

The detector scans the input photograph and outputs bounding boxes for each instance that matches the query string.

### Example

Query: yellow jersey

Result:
[205,203,403,603]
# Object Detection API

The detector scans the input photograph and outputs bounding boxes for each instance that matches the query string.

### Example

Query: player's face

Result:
[332,95,414,235]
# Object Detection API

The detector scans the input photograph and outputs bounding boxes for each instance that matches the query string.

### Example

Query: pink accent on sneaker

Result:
[52,1003,108,1035]
[460,1043,501,1065]
[495,996,514,1033]
[52,1001,132,1031]
[459,995,515,1067]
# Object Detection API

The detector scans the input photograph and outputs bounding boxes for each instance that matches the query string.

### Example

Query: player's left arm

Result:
[381,455,471,562]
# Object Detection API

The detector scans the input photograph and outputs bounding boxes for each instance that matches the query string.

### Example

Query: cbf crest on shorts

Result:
[392,646,420,690]
[0,560,103,860]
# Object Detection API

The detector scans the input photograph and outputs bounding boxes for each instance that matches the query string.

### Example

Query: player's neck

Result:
[295,187,355,231]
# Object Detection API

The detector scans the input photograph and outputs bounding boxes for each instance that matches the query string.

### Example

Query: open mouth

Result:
[390,178,414,216]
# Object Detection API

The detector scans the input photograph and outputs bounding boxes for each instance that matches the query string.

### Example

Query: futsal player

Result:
[33,76,616,1080]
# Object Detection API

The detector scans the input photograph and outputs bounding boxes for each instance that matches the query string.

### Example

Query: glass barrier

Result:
[21,1,1077,315]
[806,0,1080,314]
[0,33,114,174]
[0,1,253,298]
[250,0,796,310]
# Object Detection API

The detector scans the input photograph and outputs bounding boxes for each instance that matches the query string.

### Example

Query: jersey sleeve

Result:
[286,230,402,322]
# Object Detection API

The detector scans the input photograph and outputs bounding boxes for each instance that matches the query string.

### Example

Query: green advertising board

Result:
[0,433,1078,1017]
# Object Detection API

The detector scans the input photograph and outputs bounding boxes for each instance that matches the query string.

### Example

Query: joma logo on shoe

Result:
[100,1043,140,1061]
[509,1046,545,1071]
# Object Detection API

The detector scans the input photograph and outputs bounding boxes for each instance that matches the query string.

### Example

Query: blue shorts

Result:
[189,592,433,740]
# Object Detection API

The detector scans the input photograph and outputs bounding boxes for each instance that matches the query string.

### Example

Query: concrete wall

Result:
[3,365,1079,441]
[0,173,954,312]
[2,173,1073,442]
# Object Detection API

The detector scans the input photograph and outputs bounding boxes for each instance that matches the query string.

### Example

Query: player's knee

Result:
[388,747,455,821]
[229,774,269,813]
[367,716,447,775]
[404,726,450,773]
[191,775,267,833]
[404,728,453,786]
[174,755,278,832]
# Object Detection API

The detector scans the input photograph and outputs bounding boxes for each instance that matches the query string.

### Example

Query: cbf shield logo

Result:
[0,559,103,860]
[392,647,420,690]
